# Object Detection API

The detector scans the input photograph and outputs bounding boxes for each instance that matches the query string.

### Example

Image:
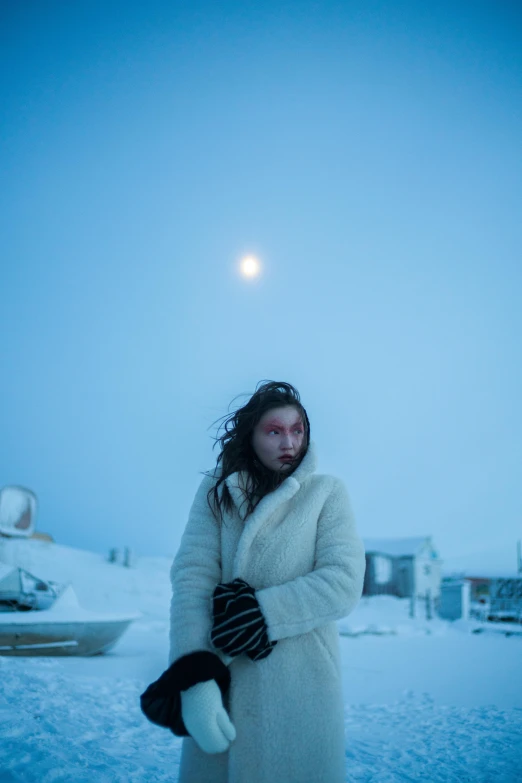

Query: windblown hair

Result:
[205,380,311,524]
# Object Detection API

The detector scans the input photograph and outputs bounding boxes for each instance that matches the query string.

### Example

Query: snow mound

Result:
[338,595,449,636]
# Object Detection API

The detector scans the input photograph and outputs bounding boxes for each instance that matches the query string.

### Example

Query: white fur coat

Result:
[169,441,366,783]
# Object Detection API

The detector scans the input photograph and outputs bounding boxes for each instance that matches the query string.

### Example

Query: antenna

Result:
[518,540,522,574]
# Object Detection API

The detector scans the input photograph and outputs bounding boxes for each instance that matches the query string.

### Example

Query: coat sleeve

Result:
[140,474,231,738]
[168,473,231,667]
[255,477,366,642]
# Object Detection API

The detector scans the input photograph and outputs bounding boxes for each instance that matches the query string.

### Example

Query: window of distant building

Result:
[374,555,392,584]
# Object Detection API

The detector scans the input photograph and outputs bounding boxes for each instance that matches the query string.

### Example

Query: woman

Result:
[141,380,366,783]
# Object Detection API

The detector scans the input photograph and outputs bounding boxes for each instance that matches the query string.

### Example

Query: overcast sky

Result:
[1,0,521,570]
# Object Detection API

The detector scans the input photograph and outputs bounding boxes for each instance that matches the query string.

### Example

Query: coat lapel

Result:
[226,441,318,577]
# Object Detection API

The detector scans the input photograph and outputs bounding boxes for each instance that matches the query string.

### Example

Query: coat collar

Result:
[225,440,317,510]
[224,440,318,514]
[225,441,318,578]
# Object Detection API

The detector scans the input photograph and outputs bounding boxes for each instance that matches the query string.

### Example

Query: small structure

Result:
[362,536,442,601]
[440,567,522,622]
[0,486,37,538]
[439,577,471,621]
[107,547,135,568]
[489,577,522,621]
[0,486,54,542]
[464,575,491,603]
[443,569,521,603]
[122,547,134,568]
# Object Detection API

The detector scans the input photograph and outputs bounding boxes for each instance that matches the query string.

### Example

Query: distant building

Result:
[439,573,522,622]
[362,536,442,600]
[442,568,522,602]
[443,569,522,610]
[438,577,471,621]
[463,575,491,603]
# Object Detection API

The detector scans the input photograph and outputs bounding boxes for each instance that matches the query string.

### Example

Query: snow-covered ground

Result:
[0,538,521,782]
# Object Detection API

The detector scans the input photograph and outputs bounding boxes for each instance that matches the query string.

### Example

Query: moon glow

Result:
[239,255,261,279]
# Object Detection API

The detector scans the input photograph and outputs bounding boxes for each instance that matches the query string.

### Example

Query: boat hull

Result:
[0,618,134,656]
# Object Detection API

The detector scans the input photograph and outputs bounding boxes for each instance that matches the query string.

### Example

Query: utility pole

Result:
[517,540,521,574]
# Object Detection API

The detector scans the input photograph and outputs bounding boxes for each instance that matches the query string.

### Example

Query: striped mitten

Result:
[210,578,277,661]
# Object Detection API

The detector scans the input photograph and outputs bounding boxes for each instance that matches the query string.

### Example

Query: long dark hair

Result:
[205,380,311,524]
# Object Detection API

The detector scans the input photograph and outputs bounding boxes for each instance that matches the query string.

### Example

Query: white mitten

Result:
[180,679,236,754]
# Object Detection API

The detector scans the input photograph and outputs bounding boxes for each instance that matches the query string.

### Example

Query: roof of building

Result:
[363,536,433,557]
[444,569,521,579]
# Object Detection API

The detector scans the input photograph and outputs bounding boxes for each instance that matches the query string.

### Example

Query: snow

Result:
[0,538,521,782]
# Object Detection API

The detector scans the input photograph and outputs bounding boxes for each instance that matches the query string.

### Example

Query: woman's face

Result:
[251,406,306,471]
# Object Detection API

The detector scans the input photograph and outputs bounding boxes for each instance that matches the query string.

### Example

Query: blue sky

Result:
[1,0,521,566]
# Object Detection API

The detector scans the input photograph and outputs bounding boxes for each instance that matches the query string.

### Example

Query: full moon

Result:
[239,255,261,279]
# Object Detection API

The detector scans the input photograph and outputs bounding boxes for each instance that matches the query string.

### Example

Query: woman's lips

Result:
[279,456,293,461]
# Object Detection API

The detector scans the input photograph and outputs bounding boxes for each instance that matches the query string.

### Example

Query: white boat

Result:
[0,563,140,656]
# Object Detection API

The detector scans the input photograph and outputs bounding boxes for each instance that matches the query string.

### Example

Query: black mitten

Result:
[139,650,231,736]
[210,578,277,661]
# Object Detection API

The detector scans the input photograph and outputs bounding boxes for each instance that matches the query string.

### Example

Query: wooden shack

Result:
[362,536,442,600]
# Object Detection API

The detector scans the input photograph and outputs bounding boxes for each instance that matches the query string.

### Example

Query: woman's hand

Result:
[181,679,236,754]
[210,578,277,660]
[140,650,232,738]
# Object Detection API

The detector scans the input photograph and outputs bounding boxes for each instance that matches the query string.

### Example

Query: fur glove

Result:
[140,650,231,737]
[180,679,236,754]
[210,578,277,661]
